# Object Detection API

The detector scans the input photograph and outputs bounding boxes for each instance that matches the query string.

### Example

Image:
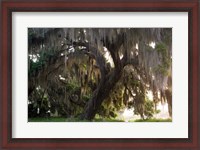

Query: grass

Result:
[28,117,171,122]
[28,117,66,122]
[28,117,124,122]
[130,118,172,122]
[93,118,124,122]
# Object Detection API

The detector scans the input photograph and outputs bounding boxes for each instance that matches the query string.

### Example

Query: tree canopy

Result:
[28,28,172,121]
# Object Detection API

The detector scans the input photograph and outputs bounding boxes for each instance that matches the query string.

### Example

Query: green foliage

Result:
[82,94,91,102]
[28,60,42,76]
[132,118,172,122]
[65,82,80,92]
[155,109,161,114]
[162,28,172,45]
[154,42,171,76]
[155,42,167,54]
[154,64,169,76]
[144,99,154,119]
[133,98,155,119]
[98,82,125,119]
[131,79,140,87]
[28,28,37,39]
[28,48,59,77]
[39,48,57,64]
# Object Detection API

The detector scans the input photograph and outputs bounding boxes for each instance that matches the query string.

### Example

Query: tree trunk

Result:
[165,89,172,117]
[80,32,126,120]
[81,70,123,120]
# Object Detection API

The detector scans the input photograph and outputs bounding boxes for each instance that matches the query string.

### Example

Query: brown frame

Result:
[0,0,199,149]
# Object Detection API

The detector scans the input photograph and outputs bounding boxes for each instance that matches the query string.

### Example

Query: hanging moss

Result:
[151,42,171,76]
[28,28,172,120]
[82,94,91,102]
[155,42,167,54]
[154,64,169,76]
[65,82,80,93]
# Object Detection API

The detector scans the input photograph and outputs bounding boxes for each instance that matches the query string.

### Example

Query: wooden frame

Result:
[0,0,199,149]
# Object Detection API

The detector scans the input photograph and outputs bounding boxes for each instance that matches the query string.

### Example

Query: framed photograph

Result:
[1,0,199,149]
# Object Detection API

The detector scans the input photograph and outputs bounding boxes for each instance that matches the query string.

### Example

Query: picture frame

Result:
[0,0,199,149]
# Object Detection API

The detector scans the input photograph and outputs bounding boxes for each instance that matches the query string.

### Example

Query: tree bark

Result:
[81,69,123,120]
[165,89,172,117]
